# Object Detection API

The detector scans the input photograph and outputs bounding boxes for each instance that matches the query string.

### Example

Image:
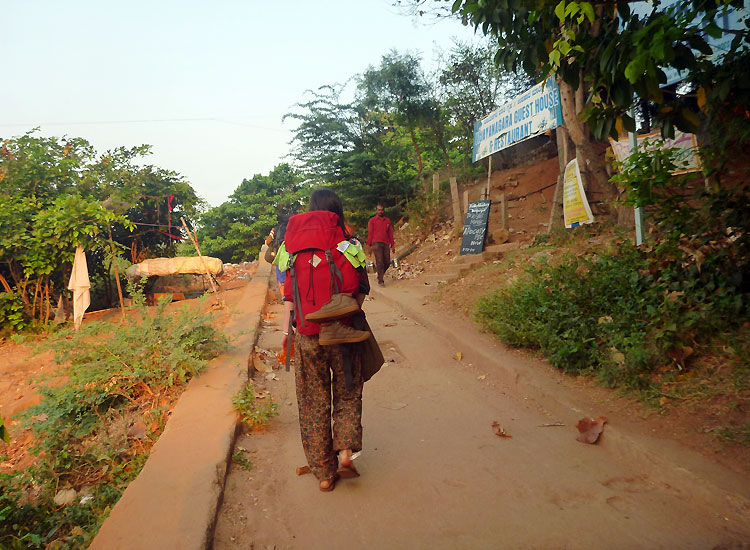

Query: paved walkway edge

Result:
[91,259,272,550]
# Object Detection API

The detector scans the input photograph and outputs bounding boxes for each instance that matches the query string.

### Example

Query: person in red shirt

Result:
[366,204,395,287]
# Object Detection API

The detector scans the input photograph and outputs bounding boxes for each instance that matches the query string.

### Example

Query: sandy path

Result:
[214,284,750,550]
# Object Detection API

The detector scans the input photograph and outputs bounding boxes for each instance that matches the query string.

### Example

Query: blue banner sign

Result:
[472,77,563,162]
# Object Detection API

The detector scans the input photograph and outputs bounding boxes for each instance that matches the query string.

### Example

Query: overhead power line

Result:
[0,117,288,132]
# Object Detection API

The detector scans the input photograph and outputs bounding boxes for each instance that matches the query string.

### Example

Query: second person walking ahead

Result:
[366,204,395,287]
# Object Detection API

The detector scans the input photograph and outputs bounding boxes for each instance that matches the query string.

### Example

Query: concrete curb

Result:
[91,258,272,550]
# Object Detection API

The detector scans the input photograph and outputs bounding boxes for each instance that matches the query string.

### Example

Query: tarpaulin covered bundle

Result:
[125,256,224,280]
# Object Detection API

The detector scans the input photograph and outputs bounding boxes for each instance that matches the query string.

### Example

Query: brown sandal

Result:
[337,462,360,478]
[319,473,340,492]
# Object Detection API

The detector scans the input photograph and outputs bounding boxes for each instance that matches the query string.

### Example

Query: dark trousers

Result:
[371,242,390,284]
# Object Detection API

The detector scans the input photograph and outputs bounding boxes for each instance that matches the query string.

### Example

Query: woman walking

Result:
[279,188,369,492]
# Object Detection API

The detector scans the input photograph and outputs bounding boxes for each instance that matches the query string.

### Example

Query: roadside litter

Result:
[576,416,608,444]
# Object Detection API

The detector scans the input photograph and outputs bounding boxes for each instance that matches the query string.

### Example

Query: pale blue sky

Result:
[2,0,479,206]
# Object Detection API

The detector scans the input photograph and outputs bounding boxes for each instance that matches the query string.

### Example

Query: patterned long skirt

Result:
[294,333,363,482]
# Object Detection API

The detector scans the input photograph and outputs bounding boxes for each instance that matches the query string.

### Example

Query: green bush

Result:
[478,138,749,393]
[476,237,748,390]
[0,292,29,334]
[233,383,279,429]
[0,296,228,549]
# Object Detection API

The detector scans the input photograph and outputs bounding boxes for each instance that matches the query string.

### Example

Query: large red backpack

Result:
[283,210,360,337]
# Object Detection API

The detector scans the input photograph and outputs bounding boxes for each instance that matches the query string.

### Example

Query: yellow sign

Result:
[563,158,594,228]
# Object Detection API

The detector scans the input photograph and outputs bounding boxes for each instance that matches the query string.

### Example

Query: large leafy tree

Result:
[110,166,203,263]
[284,82,420,213]
[359,51,432,178]
[425,0,749,196]
[285,45,539,220]
[198,163,307,263]
[0,130,205,325]
[436,39,533,172]
[284,84,363,186]
[0,133,130,323]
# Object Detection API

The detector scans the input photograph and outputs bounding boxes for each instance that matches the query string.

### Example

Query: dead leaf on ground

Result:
[667,345,694,370]
[576,416,608,444]
[253,354,271,373]
[296,465,311,476]
[491,421,512,438]
[53,488,77,506]
[383,323,397,327]
[31,413,48,423]
[127,422,147,440]
[456,352,463,361]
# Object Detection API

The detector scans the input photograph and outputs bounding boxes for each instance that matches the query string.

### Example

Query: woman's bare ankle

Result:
[339,449,352,467]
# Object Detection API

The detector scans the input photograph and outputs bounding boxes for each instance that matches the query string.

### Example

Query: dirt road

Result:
[214,281,750,550]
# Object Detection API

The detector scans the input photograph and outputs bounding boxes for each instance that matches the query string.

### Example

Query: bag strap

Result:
[285,256,304,372]
[284,308,294,372]
[325,250,344,295]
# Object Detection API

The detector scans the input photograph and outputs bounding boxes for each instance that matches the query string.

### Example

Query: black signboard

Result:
[460,200,491,255]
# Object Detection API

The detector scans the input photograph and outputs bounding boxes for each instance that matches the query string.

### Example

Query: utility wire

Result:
[0,117,288,132]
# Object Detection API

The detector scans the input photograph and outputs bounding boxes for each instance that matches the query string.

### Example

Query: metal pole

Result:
[628,107,644,246]
[486,155,492,200]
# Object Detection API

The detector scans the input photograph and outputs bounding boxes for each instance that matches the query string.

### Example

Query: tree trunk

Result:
[44,277,51,324]
[557,78,617,206]
[408,127,424,178]
[439,142,453,175]
[0,273,11,293]
[31,279,40,321]
[104,259,113,308]
[431,121,454,176]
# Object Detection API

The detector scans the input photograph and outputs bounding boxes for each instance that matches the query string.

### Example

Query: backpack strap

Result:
[285,257,304,372]
[325,250,344,295]
[284,308,294,372]
[289,259,306,330]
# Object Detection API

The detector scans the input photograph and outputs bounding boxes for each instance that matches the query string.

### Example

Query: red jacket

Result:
[366,215,394,247]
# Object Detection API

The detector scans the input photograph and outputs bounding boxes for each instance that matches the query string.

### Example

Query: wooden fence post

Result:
[500,192,507,230]
[450,177,462,227]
